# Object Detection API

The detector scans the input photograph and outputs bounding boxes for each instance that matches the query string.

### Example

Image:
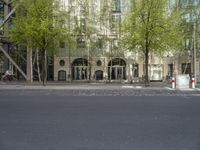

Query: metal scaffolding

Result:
[0,0,27,80]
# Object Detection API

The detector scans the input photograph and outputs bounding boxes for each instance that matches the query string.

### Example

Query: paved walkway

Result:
[0,81,199,91]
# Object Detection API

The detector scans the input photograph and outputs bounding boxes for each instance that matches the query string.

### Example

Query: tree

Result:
[9,0,70,85]
[121,0,183,86]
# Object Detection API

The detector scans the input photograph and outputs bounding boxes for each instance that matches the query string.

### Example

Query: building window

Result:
[192,0,199,5]
[132,64,139,77]
[168,64,173,77]
[95,70,103,80]
[182,63,191,75]
[180,0,188,5]
[111,14,121,33]
[58,70,66,81]
[59,60,65,66]
[76,35,86,48]
[96,60,102,66]
[169,0,176,8]
[80,18,86,33]
[113,0,121,12]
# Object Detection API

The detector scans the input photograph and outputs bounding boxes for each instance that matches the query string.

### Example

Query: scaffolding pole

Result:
[0,45,28,80]
[0,4,18,28]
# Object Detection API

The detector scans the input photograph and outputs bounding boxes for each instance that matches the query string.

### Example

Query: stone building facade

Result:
[0,0,199,82]
[53,0,200,82]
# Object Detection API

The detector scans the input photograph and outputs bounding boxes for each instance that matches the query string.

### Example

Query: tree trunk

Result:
[44,50,47,84]
[68,46,71,82]
[32,50,37,68]
[109,57,112,83]
[36,49,41,83]
[27,46,33,83]
[145,47,150,86]
[42,49,47,86]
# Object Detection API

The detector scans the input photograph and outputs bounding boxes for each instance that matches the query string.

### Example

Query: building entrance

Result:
[111,66,124,80]
[108,58,126,80]
[149,64,163,81]
[73,66,87,80]
[72,58,88,80]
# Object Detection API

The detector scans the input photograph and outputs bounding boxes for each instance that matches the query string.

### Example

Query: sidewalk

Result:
[1,80,199,90]
[0,81,200,97]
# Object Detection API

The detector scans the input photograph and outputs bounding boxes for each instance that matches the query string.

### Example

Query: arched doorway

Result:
[108,58,126,80]
[72,58,88,80]
[58,70,66,81]
[95,70,103,80]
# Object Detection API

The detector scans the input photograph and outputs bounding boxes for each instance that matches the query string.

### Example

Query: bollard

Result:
[171,77,175,89]
[191,77,195,89]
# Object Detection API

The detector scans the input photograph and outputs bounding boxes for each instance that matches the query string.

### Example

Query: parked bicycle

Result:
[1,70,15,81]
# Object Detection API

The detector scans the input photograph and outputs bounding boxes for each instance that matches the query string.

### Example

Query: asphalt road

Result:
[0,94,200,150]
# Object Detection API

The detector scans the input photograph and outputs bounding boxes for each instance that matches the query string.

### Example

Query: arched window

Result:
[58,70,66,81]
[95,70,103,80]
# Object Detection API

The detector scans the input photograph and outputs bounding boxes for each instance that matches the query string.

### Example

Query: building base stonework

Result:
[54,56,171,83]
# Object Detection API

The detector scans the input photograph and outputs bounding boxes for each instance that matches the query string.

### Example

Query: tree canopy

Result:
[9,0,70,84]
[9,0,69,53]
[121,0,183,85]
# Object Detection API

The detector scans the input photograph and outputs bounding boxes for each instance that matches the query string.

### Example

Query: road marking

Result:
[135,86,142,89]
[122,86,142,89]
[122,86,133,88]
